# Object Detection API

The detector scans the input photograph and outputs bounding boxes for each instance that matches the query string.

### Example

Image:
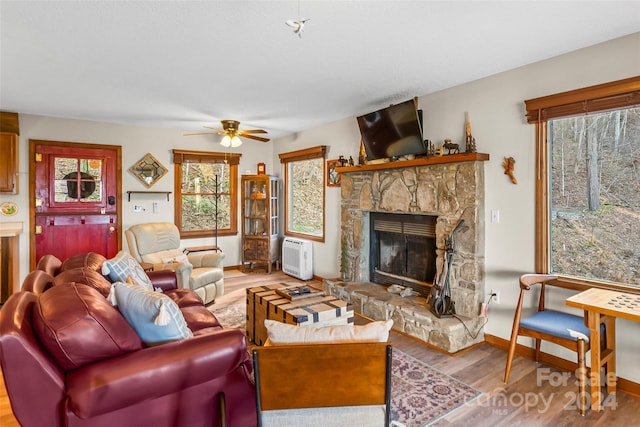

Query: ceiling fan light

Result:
[220,135,232,147]
[230,136,243,147]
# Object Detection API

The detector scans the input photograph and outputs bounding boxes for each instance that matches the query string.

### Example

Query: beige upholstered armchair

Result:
[125,222,224,304]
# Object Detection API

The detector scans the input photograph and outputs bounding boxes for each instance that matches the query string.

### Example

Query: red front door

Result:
[30,140,122,268]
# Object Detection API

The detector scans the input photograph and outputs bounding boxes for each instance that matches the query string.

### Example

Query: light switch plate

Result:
[491,209,500,223]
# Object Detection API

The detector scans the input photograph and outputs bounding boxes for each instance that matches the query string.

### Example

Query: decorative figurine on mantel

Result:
[465,112,477,153]
[337,155,348,167]
[443,138,460,155]
[425,139,435,156]
[358,140,367,165]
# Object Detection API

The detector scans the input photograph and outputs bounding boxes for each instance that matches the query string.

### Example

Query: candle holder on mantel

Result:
[465,112,477,153]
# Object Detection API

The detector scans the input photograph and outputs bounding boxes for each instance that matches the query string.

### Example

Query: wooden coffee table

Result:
[246,283,354,345]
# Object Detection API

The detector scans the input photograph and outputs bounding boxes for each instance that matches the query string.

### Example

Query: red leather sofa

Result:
[0,253,257,427]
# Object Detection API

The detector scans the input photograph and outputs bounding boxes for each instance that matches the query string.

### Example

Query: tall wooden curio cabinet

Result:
[241,174,279,273]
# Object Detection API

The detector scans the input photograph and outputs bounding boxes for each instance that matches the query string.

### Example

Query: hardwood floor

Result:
[2,270,638,426]
[0,372,17,427]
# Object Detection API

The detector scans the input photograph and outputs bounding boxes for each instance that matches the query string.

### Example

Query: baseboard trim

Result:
[485,333,640,398]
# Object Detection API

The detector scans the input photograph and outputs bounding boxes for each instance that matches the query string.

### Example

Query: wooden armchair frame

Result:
[253,342,392,426]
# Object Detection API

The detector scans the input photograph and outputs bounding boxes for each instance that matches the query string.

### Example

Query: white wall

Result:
[272,118,362,278]
[419,32,640,383]
[272,32,640,382]
[1,115,272,279]
[2,31,638,381]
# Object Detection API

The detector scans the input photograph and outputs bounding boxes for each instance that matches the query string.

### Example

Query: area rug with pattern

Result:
[209,303,481,427]
[210,303,246,329]
[390,350,481,426]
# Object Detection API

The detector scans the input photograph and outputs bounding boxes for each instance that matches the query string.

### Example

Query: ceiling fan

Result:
[185,120,270,147]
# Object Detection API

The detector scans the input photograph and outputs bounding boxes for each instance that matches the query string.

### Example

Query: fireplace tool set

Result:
[429,219,466,318]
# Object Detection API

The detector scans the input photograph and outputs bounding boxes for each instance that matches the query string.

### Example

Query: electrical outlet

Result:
[489,289,500,304]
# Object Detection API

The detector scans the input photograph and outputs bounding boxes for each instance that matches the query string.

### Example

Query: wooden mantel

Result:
[336,152,490,174]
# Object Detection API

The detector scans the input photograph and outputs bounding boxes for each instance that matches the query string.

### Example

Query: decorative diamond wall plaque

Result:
[129,153,168,188]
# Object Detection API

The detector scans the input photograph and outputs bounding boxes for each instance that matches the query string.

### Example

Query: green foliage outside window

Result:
[550,107,640,285]
[181,163,230,232]
[288,157,324,236]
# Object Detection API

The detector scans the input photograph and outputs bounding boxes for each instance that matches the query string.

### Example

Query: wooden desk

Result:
[566,288,640,411]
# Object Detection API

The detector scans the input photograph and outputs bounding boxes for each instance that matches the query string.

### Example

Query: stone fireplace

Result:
[324,154,489,353]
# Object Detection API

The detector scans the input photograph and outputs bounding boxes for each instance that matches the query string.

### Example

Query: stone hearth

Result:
[336,154,488,352]
[323,279,485,353]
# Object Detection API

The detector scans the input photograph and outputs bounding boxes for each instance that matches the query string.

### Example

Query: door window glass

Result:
[54,157,102,202]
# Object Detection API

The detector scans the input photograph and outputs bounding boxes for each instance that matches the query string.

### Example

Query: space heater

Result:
[281,237,313,280]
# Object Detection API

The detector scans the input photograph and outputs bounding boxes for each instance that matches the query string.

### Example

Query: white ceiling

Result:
[1,1,639,139]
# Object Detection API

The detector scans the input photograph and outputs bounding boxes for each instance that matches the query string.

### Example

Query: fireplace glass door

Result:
[370,213,437,293]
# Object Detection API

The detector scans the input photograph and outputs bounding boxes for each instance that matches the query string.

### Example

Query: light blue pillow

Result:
[102,251,153,291]
[112,281,193,345]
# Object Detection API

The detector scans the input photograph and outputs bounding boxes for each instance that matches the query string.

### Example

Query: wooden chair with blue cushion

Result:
[504,273,608,415]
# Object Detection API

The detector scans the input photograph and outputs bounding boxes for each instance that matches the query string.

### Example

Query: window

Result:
[54,157,102,203]
[525,76,640,289]
[279,145,327,242]
[173,149,241,238]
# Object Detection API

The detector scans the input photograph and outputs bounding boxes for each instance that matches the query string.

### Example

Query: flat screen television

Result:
[357,99,425,161]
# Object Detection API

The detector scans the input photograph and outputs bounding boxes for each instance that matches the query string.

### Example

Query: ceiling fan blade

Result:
[184,132,218,136]
[242,134,270,143]
[191,119,269,141]
[203,126,225,132]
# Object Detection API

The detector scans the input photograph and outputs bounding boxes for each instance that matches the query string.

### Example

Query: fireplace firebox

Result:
[369,213,437,296]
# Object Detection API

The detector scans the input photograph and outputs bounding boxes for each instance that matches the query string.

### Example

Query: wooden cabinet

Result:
[0,222,23,304]
[241,174,279,273]
[0,132,18,194]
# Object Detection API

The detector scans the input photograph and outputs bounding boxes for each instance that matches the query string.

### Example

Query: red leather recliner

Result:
[0,254,257,427]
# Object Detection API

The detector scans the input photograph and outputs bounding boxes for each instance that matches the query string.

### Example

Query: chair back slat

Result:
[253,342,391,410]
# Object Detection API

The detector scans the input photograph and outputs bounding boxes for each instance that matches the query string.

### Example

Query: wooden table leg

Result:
[587,310,602,411]
[604,316,617,395]
[567,289,626,413]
